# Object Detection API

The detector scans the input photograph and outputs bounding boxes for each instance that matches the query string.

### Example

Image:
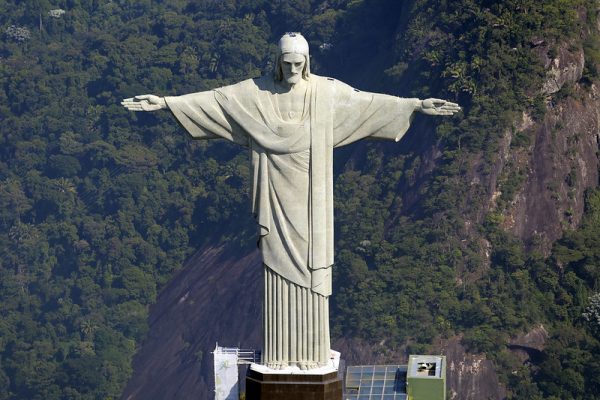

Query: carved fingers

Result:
[420,98,461,116]
[121,94,166,112]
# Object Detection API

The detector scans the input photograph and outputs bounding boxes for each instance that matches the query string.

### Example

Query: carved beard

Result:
[284,73,302,85]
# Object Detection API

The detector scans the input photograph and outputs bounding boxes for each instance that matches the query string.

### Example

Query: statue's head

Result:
[274,32,310,84]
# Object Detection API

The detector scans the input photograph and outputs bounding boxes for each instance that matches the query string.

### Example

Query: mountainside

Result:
[0,1,599,400]
[125,2,600,399]
[122,245,262,399]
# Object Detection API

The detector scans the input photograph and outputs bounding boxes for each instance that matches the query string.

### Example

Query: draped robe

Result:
[165,75,417,367]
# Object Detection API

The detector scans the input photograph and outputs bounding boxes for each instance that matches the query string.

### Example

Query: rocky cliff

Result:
[499,41,599,252]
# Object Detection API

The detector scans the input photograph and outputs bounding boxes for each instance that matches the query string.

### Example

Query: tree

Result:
[583,293,600,336]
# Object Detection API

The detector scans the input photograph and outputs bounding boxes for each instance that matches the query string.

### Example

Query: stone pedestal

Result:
[245,368,342,400]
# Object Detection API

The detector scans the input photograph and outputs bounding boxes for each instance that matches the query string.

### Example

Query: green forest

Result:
[0,0,598,399]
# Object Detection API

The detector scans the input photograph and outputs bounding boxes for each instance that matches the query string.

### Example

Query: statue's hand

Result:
[121,94,167,112]
[418,98,461,116]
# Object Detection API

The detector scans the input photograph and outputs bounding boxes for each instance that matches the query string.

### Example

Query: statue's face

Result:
[280,53,306,85]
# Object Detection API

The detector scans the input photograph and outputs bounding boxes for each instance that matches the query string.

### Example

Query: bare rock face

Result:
[121,245,262,400]
[540,42,585,94]
[477,40,600,253]
[504,83,600,251]
[509,324,548,351]
[508,325,548,364]
[441,337,506,400]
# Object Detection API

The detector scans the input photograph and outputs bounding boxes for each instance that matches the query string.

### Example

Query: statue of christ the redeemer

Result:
[122,32,460,371]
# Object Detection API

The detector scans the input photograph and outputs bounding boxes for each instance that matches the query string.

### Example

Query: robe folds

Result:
[165,75,417,366]
[166,75,416,295]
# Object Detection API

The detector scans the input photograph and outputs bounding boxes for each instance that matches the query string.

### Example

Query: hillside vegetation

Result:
[0,0,598,399]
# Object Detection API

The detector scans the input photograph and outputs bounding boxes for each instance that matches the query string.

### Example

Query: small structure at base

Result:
[213,344,261,400]
[407,355,446,400]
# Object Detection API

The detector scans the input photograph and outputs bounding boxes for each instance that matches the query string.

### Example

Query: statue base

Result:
[245,367,342,400]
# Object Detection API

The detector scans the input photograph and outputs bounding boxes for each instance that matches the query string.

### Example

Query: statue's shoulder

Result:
[212,77,265,103]
[310,75,356,95]
[251,75,276,92]
[217,77,260,92]
[311,74,339,85]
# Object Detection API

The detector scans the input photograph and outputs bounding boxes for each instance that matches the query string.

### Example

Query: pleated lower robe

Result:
[264,267,330,366]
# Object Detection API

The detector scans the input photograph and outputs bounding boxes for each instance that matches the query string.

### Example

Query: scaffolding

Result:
[213,344,260,400]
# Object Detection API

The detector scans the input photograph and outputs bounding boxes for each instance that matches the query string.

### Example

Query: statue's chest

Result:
[273,91,307,123]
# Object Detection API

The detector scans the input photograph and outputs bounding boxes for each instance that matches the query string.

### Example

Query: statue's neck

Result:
[274,79,308,94]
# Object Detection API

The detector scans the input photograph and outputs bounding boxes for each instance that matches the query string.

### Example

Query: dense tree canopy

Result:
[0,0,598,399]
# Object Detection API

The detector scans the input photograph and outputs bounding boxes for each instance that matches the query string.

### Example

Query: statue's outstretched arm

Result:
[416,98,461,116]
[121,94,167,112]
